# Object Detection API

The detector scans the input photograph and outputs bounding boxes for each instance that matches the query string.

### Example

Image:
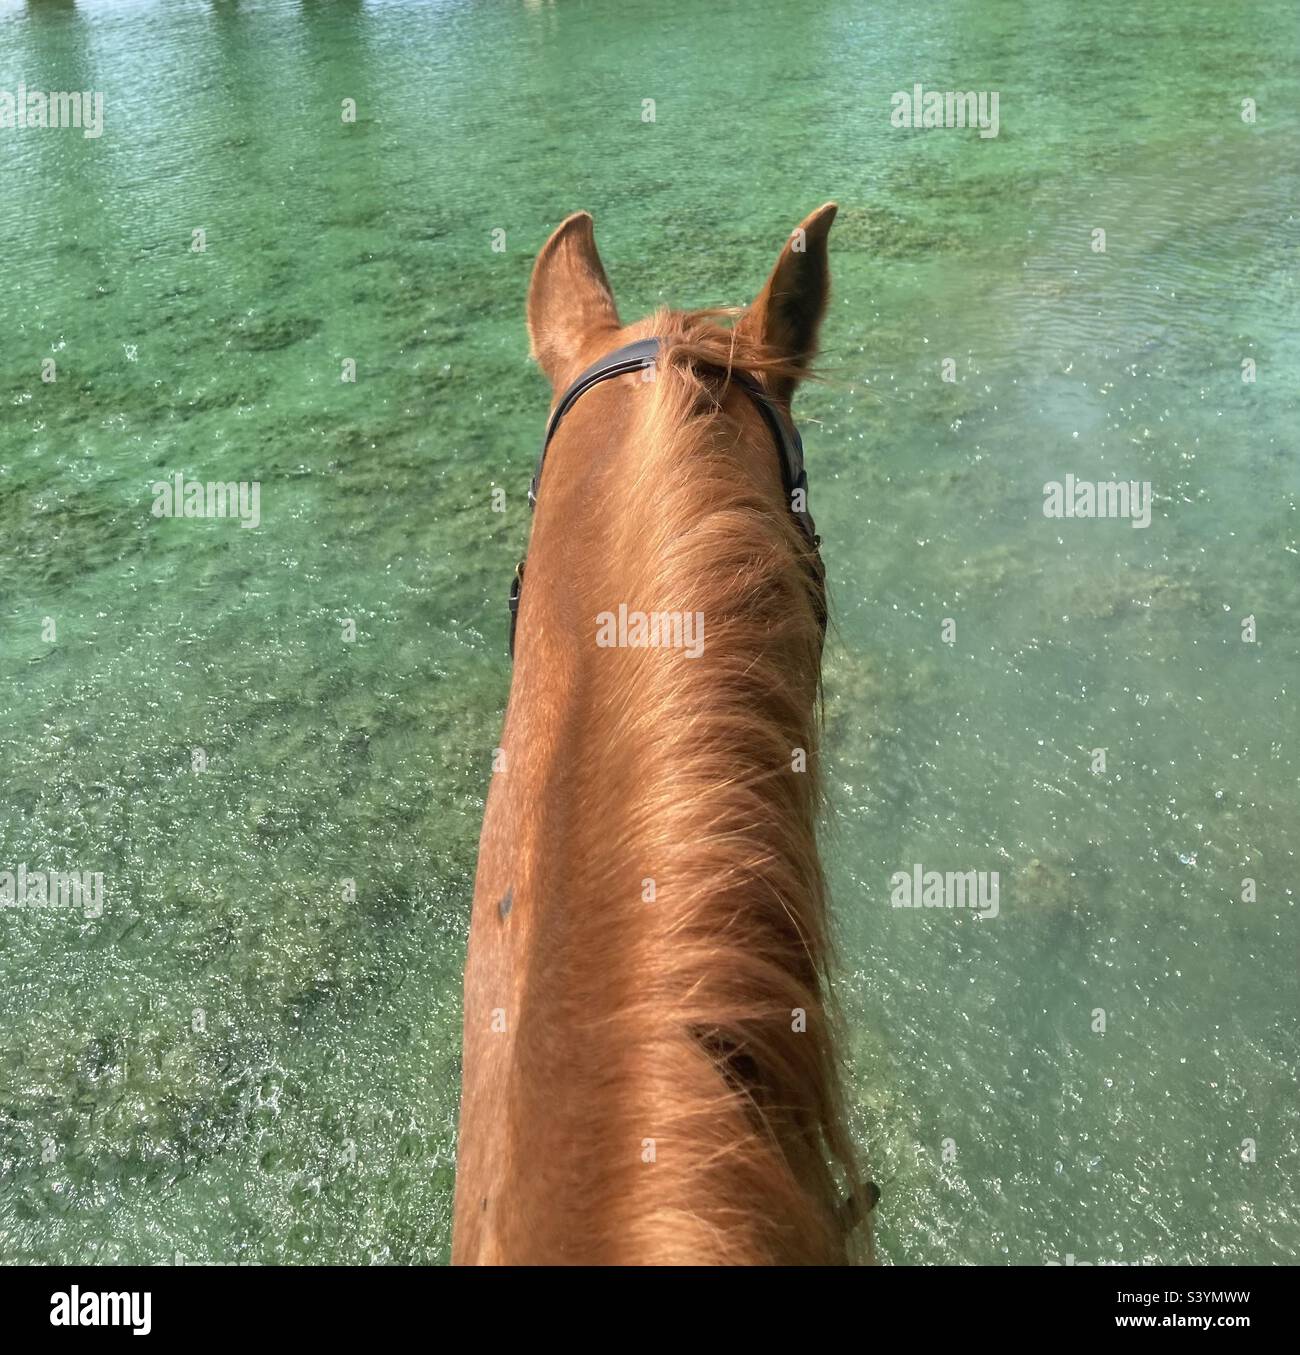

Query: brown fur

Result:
[453,209,866,1265]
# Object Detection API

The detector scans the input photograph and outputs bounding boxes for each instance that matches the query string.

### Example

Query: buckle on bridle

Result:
[508,560,525,658]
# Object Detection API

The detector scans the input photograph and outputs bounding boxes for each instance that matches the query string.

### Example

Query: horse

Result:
[452,204,871,1264]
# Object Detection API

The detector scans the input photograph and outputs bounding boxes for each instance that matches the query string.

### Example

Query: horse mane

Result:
[564,307,864,1263]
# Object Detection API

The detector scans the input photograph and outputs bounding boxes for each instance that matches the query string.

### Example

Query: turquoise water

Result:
[1,0,1296,1265]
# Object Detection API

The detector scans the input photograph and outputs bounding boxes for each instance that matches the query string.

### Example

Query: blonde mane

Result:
[553,308,864,1262]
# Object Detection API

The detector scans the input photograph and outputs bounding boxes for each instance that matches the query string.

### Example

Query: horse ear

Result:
[527,212,621,389]
[737,202,837,403]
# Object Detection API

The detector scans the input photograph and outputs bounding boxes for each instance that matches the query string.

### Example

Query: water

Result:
[1,0,1296,1265]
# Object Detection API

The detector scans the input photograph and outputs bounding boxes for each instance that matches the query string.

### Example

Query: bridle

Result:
[508,336,823,658]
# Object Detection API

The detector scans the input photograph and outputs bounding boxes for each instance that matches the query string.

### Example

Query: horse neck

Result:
[490,370,852,1262]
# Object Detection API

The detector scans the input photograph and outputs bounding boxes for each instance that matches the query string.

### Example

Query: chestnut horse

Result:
[452,205,868,1264]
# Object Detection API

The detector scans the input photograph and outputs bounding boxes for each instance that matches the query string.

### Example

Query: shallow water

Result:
[1,0,1296,1265]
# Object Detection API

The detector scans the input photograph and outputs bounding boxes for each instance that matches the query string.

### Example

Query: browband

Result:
[528,337,817,543]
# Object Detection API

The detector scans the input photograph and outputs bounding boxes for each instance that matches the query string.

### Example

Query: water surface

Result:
[1,0,1296,1264]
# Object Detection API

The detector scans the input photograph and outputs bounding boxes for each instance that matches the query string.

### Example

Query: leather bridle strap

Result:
[510,336,821,658]
[529,337,663,510]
